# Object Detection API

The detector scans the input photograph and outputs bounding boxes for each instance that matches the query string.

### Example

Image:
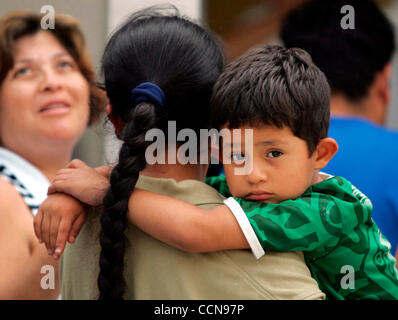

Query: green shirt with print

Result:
[205,175,398,300]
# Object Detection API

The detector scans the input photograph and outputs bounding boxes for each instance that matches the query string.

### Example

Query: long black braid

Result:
[98,103,156,300]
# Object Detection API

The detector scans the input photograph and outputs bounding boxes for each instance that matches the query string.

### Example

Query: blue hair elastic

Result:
[131,82,165,107]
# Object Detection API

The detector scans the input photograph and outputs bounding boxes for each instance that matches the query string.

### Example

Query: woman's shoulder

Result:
[0,177,24,199]
[0,178,32,220]
[0,178,36,249]
[0,153,49,215]
[0,177,44,278]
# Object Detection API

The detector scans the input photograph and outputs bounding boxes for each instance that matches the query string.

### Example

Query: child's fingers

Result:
[48,173,69,194]
[53,218,73,259]
[48,180,72,196]
[52,245,65,261]
[53,213,86,259]
[68,213,86,243]
[53,169,74,179]
[67,213,86,244]
[66,159,87,169]
[48,215,62,254]
[40,211,53,253]
[47,184,55,195]
[47,182,58,195]
[33,207,44,243]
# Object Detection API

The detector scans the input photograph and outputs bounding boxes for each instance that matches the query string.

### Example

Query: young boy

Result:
[35,45,398,299]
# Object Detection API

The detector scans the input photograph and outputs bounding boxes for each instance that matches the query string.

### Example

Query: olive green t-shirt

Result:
[60,175,325,300]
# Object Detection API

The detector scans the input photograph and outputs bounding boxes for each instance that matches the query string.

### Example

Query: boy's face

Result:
[222,124,320,203]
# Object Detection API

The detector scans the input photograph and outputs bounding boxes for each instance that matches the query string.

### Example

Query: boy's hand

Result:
[48,160,110,207]
[33,193,87,260]
[66,159,113,178]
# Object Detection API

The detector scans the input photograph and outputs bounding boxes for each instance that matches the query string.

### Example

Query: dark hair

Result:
[281,0,395,102]
[0,11,106,124]
[98,7,224,299]
[211,45,330,155]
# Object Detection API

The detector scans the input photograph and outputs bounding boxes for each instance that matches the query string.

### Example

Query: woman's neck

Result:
[34,157,71,182]
[139,145,210,182]
[141,162,209,182]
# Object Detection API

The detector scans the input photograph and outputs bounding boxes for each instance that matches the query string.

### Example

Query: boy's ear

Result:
[313,138,338,170]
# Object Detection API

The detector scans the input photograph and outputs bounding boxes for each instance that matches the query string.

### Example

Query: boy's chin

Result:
[261,199,278,204]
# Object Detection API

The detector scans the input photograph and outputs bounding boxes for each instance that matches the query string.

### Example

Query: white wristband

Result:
[223,197,265,259]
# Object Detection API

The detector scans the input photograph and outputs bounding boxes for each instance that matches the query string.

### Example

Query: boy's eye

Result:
[267,150,283,158]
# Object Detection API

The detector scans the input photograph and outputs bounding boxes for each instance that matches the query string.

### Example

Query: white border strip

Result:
[224,197,265,259]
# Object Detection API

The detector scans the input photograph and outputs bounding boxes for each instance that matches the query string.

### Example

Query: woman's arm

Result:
[128,188,249,252]
[0,180,59,299]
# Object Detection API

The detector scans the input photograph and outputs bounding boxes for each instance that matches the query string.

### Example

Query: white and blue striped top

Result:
[0,147,49,216]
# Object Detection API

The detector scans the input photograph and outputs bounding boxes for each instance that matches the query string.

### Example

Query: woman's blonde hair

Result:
[0,11,106,124]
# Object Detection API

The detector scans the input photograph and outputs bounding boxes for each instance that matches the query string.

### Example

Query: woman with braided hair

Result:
[36,7,325,300]
[64,7,226,300]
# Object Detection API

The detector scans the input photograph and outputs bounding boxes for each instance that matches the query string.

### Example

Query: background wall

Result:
[103,0,201,164]
[107,0,201,32]
[384,0,398,129]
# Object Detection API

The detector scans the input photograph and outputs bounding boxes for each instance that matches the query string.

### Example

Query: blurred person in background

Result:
[0,11,105,299]
[281,0,398,259]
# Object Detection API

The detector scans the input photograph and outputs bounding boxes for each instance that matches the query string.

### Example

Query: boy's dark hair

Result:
[98,6,224,300]
[211,45,330,155]
[281,0,395,102]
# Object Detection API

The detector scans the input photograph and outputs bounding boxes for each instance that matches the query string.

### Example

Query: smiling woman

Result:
[1,31,90,153]
[0,11,106,299]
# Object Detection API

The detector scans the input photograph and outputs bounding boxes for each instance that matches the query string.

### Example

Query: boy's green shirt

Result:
[205,175,398,300]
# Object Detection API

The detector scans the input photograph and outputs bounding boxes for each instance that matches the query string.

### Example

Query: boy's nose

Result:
[247,166,267,184]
